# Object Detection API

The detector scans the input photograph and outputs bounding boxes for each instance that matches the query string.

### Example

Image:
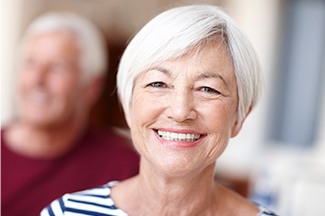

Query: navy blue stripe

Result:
[59,198,65,212]
[64,207,115,216]
[77,193,110,199]
[68,198,118,209]
[48,206,55,216]
[261,211,278,216]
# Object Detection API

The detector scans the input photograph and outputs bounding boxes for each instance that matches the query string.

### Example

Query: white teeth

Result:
[157,130,201,142]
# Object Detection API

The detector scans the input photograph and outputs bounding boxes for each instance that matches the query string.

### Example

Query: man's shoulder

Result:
[84,126,132,147]
[77,126,138,161]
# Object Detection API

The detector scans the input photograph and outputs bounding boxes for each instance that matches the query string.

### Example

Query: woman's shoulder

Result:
[40,181,127,216]
[256,204,279,216]
[63,180,118,198]
[216,184,279,215]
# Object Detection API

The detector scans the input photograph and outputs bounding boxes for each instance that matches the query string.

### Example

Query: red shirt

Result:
[1,127,139,216]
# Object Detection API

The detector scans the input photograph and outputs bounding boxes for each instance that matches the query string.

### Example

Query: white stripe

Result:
[65,212,87,216]
[64,200,121,215]
[52,199,65,215]
[40,208,50,216]
[74,187,110,196]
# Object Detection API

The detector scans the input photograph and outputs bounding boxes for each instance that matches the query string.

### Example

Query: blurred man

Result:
[1,12,139,216]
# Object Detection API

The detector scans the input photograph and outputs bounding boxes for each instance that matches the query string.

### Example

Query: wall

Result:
[1,0,23,126]
[217,0,283,177]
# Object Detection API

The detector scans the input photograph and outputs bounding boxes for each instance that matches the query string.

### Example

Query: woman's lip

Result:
[153,129,206,148]
[153,128,204,134]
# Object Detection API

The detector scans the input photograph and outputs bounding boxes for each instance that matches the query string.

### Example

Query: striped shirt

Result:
[40,181,278,216]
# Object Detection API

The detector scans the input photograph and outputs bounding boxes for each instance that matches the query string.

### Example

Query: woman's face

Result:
[129,41,240,177]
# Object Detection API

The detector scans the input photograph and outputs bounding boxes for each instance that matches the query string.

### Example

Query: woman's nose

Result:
[167,88,197,122]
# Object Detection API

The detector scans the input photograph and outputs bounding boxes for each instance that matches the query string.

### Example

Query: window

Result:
[270,0,325,147]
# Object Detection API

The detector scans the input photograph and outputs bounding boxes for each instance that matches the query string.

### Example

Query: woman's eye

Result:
[147,82,167,88]
[200,86,220,94]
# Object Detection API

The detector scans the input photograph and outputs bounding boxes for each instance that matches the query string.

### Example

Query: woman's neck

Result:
[113,161,221,216]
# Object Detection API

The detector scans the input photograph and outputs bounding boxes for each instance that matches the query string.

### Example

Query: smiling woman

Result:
[128,41,238,177]
[41,5,278,216]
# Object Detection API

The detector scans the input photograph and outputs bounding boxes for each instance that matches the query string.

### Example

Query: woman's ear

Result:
[120,98,131,128]
[231,118,244,138]
[231,104,253,138]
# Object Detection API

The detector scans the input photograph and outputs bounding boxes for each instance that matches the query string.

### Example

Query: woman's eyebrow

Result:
[147,67,227,86]
[148,66,171,75]
[197,72,226,85]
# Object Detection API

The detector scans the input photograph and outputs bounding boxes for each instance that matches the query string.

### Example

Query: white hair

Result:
[20,12,108,82]
[117,5,263,123]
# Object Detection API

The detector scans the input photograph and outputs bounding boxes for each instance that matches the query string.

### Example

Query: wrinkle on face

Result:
[129,40,239,178]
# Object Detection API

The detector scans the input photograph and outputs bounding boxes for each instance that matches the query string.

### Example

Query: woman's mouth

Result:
[154,129,204,142]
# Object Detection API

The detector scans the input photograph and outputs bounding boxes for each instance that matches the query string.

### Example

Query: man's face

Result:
[17,31,86,128]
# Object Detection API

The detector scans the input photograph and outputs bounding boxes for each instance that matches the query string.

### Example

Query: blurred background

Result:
[1,0,324,215]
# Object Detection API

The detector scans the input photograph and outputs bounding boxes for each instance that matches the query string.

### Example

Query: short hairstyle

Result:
[19,12,108,82]
[117,5,263,123]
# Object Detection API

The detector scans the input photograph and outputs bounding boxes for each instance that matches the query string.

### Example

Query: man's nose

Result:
[28,65,49,85]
